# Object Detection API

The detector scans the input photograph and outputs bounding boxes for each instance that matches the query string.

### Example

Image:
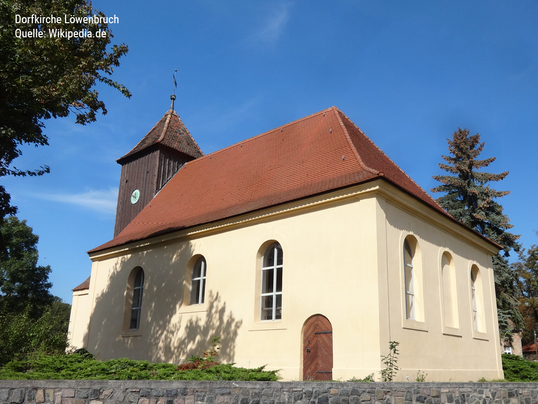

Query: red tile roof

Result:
[117,109,203,163]
[337,110,448,217]
[72,276,91,291]
[523,342,538,353]
[90,107,497,253]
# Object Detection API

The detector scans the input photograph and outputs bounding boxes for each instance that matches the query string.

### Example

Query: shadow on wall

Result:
[180,291,243,364]
[80,240,242,365]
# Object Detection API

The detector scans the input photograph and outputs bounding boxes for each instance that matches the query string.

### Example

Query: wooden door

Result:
[303,315,333,380]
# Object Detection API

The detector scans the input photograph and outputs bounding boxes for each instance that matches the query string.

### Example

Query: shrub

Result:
[172,364,278,381]
[502,353,538,382]
[0,302,69,366]
[178,336,222,371]
[0,352,279,381]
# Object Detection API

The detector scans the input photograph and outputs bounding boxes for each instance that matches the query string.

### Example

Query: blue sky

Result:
[4,0,538,303]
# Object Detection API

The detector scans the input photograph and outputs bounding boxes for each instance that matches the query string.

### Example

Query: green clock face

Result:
[130,189,140,204]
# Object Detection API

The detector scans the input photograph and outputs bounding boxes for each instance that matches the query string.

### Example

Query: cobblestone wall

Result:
[1,381,537,404]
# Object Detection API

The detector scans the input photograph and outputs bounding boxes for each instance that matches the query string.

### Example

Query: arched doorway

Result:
[302,314,333,380]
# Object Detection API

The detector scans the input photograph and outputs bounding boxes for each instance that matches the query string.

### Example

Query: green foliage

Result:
[0,216,53,318]
[203,336,221,361]
[0,0,130,224]
[183,336,222,370]
[501,354,538,382]
[0,353,279,381]
[347,374,374,382]
[415,370,428,382]
[495,253,525,343]
[513,245,538,344]
[431,129,517,247]
[380,341,399,382]
[431,128,522,339]
[187,355,204,364]
[188,335,221,365]
[0,300,70,367]
[174,364,279,381]
[0,216,70,367]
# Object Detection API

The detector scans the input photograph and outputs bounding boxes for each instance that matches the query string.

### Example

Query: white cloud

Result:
[216,97,261,127]
[250,2,291,46]
[34,188,118,215]
[195,96,262,135]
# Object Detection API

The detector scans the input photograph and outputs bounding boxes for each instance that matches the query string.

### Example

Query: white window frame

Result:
[190,257,207,305]
[471,269,478,331]
[404,239,415,320]
[261,243,283,321]
[130,269,144,330]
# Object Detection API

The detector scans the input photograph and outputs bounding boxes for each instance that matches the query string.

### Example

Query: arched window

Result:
[261,242,283,321]
[404,239,415,320]
[129,268,144,330]
[190,257,207,305]
[403,235,424,322]
[441,252,458,328]
[471,265,485,332]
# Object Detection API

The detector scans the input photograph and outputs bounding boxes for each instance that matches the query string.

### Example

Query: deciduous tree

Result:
[0,0,130,247]
[0,299,70,366]
[432,128,522,339]
[0,216,53,318]
[0,215,71,365]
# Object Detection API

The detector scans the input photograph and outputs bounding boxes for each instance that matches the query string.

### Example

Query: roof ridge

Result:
[92,106,499,254]
[118,112,169,161]
[173,112,205,157]
[331,107,380,176]
[337,109,446,213]
[117,110,204,162]
[157,109,174,143]
[180,107,335,169]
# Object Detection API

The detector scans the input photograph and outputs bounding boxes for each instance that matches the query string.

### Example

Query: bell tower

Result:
[113,96,203,237]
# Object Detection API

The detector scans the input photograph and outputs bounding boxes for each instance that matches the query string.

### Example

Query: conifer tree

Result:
[432,128,522,339]
[513,245,538,345]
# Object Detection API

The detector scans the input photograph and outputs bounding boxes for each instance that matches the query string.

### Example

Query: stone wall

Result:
[1,381,538,404]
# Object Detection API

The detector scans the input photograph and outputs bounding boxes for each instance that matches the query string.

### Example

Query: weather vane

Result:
[170,69,177,110]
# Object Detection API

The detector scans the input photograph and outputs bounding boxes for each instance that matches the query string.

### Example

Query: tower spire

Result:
[170,69,177,110]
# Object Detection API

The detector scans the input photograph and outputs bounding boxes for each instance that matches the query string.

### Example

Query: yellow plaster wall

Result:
[83,188,382,381]
[73,181,503,381]
[378,186,503,381]
[68,289,91,350]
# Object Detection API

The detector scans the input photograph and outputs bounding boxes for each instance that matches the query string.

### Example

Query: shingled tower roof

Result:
[117,109,203,163]
[91,107,498,253]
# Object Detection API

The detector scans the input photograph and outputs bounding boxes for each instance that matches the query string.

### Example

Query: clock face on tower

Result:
[130,189,140,204]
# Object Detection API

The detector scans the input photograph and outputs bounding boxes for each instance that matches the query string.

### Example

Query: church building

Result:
[68,104,504,381]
